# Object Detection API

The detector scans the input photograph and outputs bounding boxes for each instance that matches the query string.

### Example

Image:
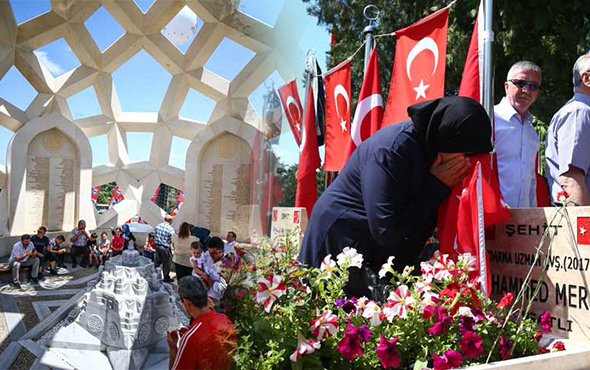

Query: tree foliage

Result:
[276,162,326,207]
[303,0,590,124]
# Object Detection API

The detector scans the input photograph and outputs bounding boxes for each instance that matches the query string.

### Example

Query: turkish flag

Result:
[295,85,321,218]
[458,0,484,101]
[382,7,449,126]
[324,60,351,171]
[91,186,101,203]
[343,47,383,162]
[278,79,303,146]
[578,217,590,245]
[438,154,510,261]
[455,161,510,296]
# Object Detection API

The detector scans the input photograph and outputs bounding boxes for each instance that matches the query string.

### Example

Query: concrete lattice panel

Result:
[0,0,307,233]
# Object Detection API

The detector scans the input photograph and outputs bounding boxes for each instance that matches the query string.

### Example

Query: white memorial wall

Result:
[0,0,309,243]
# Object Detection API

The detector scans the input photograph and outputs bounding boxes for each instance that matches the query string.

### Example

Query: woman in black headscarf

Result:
[298,97,492,297]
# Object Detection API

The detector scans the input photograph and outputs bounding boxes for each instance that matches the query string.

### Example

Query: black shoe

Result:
[50,269,58,275]
[72,264,78,268]
[11,281,21,288]
[163,278,174,283]
[37,273,44,280]
[31,278,39,284]
[58,263,66,268]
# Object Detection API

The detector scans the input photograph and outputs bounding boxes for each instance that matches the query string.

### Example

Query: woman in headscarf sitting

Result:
[111,223,137,251]
[298,97,493,298]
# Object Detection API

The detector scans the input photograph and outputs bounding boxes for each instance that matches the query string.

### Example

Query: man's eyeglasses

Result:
[508,79,540,91]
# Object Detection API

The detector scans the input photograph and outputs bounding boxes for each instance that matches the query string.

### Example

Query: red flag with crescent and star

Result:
[382,7,449,126]
[343,47,383,162]
[295,84,321,218]
[324,59,351,171]
[278,79,303,147]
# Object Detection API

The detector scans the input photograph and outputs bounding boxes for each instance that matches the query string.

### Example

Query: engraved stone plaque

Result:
[198,133,252,237]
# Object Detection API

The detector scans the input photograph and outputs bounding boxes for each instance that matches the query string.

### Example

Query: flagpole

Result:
[362,5,379,72]
[482,0,494,121]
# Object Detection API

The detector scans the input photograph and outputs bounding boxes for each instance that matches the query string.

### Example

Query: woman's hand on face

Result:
[429,153,471,189]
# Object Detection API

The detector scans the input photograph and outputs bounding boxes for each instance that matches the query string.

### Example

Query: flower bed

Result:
[221,233,564,369]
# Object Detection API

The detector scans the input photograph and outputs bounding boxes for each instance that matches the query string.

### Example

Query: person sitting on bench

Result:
[9,234,40,288]
[70,220,90,268]
[50,235,67,268]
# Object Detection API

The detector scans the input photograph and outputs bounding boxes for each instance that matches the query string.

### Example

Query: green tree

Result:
[96,182,116,205]
[276,162,326,207]
[303,0,590,125]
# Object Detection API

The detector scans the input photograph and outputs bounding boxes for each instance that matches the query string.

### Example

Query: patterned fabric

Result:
[154,222,175,247]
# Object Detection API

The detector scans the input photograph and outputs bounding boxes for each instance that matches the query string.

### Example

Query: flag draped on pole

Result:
[382,7,449,126]
[151,186,160,203]
[295,85,321,218]
[436,0,510,296]
[324,59,351,171]
[278,79,303,146]
[458,0,484,101]
[343,47,383,162]
[456,162,510,295]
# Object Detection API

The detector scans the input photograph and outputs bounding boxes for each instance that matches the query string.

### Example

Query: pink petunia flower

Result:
[310,310,338,340]
[256,274,287,313]
[432,350,463,370]
[337,324,371,361]
[383,285,415,320]
[499,336,513,360]
[540,311,552,333]
[375,336,401,368]
[458,331,484,358]
[428,307,453,335]
[289,332,321,362]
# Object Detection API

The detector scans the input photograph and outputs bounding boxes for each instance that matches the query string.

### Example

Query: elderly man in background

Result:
[546,54,590,206]
[494,61,542,208]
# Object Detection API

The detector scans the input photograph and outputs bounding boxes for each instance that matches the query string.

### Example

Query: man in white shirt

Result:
[494,61,542,208]
[9,234,40,288]
[224,231,237,255]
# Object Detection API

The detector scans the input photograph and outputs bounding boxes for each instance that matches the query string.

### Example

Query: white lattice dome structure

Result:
[0,0,308,237]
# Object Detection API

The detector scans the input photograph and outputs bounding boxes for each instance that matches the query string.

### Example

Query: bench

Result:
[0,262,32,274]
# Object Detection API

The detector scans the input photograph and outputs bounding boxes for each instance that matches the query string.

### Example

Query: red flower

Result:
[423,305,436,319]
[337,324,371,362]
[499,336,513,360]
[428,307,453,335]
[440,282,460,299]
[557,190,569,202]
[539,346,550,354]
[539,311,552,333]
[458,331,484,359]
[433,350,463,370]
[534,330,543,342]
[375,336,401,368]
[496,292,513,308]
[552,341,566,351]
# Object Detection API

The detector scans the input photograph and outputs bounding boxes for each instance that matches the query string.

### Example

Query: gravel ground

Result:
[10,348,36,370]
[15,294,77,331]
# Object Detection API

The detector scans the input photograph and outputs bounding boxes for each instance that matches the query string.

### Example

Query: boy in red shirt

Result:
[167,276,236,370]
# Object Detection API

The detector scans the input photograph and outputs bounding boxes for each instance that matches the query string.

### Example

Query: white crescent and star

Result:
[333,84,350,133]
[350,94,383,146]
[581,227,587,236]
[406,37,439,101]
[286,96,302,132]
